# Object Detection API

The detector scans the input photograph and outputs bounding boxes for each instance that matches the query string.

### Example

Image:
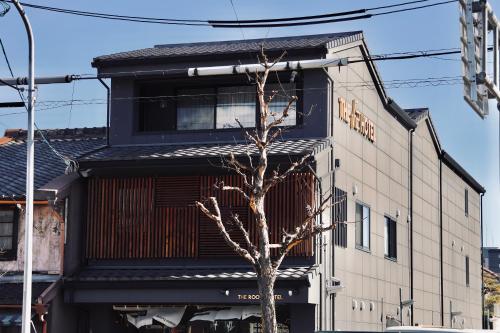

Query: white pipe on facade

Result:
[188,58,349,77]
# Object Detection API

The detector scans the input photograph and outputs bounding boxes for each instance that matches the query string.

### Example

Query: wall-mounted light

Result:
[395,209,401,218]
[359,301,365,311]
[369,302,375,312]
[452,240,456,247]
[352,299,358,310]
[353,184,358,196]
[335,158,341,169]
[288,290,293,297]
[220,290,230,296]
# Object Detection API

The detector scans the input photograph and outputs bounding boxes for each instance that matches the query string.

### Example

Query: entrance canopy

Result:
[126,306,186,329]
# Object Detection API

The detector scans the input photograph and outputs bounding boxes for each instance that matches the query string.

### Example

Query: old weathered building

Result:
[0,128,105,332]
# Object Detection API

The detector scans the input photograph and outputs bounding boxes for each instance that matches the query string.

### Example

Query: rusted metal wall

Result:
[85,173,314,259]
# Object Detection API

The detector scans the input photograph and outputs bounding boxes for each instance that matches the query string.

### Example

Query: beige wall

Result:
[442,164,482,328]
[0,205,62,274]
[329,43,411,331]
[328,42,482,330]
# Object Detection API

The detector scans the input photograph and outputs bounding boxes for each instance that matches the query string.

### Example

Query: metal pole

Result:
[11,1,35,333]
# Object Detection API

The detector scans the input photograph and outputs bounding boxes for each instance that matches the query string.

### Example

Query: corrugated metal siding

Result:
[85,173,314,259]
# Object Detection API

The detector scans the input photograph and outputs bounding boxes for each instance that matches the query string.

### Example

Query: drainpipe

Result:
[98,78,110,146]
[323,67,336,330]
[439,156,444,326]
[408,128,415,326]
[480,192,484,328]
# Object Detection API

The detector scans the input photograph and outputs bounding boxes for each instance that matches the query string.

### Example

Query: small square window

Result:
[465,188,469,216]
[355,202,370,251]
[465,256,470,287]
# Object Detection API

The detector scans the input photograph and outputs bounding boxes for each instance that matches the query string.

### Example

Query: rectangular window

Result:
[265,83,297,127]
[355,202,370,250]
[0,208,17,260]
[176,88,215,130]
[465,256,470,286]
[465,188,469,216]
[384,216,397,260]
[333,187,347,248]
[216,86,256,128]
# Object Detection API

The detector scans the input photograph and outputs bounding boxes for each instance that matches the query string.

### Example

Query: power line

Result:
[6,0,458,28]
[210,0,457,28]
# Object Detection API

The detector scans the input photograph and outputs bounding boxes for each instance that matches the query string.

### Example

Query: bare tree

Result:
[196,50,339,333]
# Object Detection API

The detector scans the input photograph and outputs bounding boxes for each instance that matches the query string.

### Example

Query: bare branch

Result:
[216,180,250,202]
[230,213,259,260]
[263,153,312,193]
[196,197,256,265]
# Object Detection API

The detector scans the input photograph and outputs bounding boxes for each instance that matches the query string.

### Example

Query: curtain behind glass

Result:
[177,88,215,130]
[265,83,297,127]
[217,86,256,128]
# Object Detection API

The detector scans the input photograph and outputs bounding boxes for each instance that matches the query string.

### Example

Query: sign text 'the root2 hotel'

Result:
[338,97,376,143]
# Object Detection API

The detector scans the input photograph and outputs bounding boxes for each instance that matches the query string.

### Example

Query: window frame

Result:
[355,201,371,252]
[135,76,304,134]
[384,215,397,261]
[0,206,19,261]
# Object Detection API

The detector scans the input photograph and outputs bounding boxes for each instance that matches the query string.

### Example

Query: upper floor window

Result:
[464,188,469,216]
[384,216,397,260]
[138,83,297,132]
[355,202,370,251]
[333,187,347,248]
[0,208,18,261]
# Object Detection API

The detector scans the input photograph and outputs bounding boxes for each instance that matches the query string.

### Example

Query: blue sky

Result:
[0,0,498,246]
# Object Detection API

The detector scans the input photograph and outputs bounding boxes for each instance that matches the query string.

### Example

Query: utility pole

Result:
[10,1,35,333]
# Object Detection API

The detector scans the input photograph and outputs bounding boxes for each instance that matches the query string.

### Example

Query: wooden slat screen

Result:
[86,173,314,259]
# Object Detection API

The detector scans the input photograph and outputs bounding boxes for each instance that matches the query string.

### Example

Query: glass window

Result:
[265,83,297,127]
[384,217,397,260]
[177,88,215,130]
[465,188,469,216]
[355,202,370,250]
[465,256,470,286]
[0,209,16,259]
[216,86,256,128]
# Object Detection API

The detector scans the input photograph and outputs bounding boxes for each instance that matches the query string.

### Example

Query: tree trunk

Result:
[258,267,278,333]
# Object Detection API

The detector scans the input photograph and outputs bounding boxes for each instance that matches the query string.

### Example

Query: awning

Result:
[126,307,186,329]
[190,306,261,322]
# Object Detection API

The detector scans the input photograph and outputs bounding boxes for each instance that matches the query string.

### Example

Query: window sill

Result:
[355,245,371,254]
[384,255,397,262]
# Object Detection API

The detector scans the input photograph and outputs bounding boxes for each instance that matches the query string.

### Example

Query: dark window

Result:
[384,216,397,260]
[355,202,370,250]
[333,187,347,248]
[177,88,215,130]
[465,188,469,216]
[138,83,298,132]
[465,256,470,286]
[0,208,18,261]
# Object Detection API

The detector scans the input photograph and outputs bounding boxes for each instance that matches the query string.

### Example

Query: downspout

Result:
[323,67,336,331]
[480,192,484,328]
[439,156,444,326]
[307,164,323,331]
[408,128,415,326]
[98,78,110,146]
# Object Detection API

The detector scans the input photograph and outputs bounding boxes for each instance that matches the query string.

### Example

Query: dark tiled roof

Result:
[0,128,106,198]
[404,108,429,122]
[92,31,363,66]
[79,138,331,163]
[0,281,52,305]
[68,266,316,282]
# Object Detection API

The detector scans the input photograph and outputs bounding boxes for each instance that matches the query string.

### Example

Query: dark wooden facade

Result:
[85,173,314,259]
